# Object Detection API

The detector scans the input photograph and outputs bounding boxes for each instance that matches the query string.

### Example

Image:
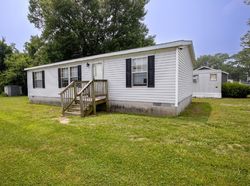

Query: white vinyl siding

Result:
[193,70,222,98]
[178,47,193,103]
[28,48,177,104]
[104,48,176,104]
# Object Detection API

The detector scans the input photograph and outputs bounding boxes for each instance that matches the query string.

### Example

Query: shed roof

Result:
[194,66,229,74]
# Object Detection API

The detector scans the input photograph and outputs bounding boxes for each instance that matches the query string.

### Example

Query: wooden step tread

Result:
[64,111,81,116]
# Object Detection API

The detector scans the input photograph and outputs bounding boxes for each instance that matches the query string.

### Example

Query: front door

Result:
[92,63,103,80]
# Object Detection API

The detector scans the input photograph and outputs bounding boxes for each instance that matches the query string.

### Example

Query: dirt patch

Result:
[54,117,70,125]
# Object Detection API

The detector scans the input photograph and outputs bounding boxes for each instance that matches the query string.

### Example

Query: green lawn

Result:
[0,97,249,185]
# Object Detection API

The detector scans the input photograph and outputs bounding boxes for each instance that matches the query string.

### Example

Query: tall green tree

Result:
[195,53,246,81]
[27,0,154,64]
[195,53,230,69]
[0,38,15,72]
[0,53,32,94]
[24,35,51,65]
[235,0,250,80]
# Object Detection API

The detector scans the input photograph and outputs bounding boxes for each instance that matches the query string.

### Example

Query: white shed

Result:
[193,66,228,98]
[25,40,195,116]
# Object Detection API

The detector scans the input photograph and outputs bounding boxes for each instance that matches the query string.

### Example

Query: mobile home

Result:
[25,40,195,116]
[193,66,228,98]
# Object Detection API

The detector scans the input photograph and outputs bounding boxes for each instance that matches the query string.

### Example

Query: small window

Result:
[210,74,217,81]
[34,71,43,88]
[61,67,69,87]
[193,75,199,83]
[132,57,147,86]
[70,66,78,82]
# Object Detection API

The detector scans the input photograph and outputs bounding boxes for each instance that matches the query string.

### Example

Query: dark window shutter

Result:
[58,68,61,88]
[42,71,45,88]
[126,58,132,88]
[32,72,35,88]
[78,65,82,81]
[148,55,155,88]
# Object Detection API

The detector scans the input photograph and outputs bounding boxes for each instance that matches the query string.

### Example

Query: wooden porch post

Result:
[79,93,84,117]
[92,81,96,115]
[105,81,109,112]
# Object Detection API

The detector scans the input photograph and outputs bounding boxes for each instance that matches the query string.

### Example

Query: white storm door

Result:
[92,63,103,80]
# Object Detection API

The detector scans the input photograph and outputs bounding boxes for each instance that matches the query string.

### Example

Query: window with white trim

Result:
[193,75,199,83]
[210,74,217,81]
[61,67,69,87]
[34,71,43,88]
[132,57,147,86]
[70,66,78,82]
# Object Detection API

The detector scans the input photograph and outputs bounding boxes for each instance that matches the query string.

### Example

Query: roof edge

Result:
[25,40,194,71]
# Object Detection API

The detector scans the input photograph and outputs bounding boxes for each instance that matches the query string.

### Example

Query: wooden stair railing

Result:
[59,81,76,114]
[77,80,93,117]
[60,80,108,117]
[59,81,89,114]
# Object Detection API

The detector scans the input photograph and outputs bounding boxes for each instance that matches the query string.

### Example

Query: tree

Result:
[0,53,32,94]
[195,53,230,69]
[195,53,246,81]
[27,0,155,63]
[0,38,15,72]
[235,0,250,80]
[24,35,51,65]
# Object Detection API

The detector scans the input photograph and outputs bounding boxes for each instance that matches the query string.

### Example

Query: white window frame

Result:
[34,71,43,88]
[210,73,217,81]
[60,66,80,88]
[132,57,148,87]
[193,75,199,83]
[61,67,69,88]
[70,66,78,82]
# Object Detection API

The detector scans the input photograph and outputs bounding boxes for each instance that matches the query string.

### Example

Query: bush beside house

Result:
[222,82,250,98]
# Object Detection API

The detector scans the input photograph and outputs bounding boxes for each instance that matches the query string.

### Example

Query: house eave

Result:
[24,40,195,71]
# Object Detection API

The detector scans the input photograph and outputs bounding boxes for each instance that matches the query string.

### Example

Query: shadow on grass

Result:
[179,102,212,122]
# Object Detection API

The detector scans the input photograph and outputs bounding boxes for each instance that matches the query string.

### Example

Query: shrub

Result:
[222,82,250,98]
[0,92,8,97]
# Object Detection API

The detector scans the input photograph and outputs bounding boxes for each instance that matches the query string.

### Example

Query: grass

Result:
[0,97,249,185]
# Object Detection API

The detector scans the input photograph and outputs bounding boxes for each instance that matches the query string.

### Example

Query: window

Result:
[34,71,43,88]
[70,66,78,82]
[61,67,69,87]
[193,75,199,83]
[132,57,147,86]
[210,74,217,81]
[58,65,81,88]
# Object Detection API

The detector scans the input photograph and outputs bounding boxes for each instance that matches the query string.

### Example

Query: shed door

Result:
[92,63,103,80]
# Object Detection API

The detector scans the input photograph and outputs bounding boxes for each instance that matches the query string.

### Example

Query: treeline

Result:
[0,0,249,94]
[0,0,154,94]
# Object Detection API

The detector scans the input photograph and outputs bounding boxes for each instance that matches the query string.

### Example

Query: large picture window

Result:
[33,71,43,88]
[132,57,147,86]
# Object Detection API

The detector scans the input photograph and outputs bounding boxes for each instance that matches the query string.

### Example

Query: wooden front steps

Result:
[59,80,108,117]
[64,96,108,117]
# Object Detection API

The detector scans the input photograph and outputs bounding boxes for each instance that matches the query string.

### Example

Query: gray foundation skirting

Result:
[29,95,192,116]
[29,96,61,106]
